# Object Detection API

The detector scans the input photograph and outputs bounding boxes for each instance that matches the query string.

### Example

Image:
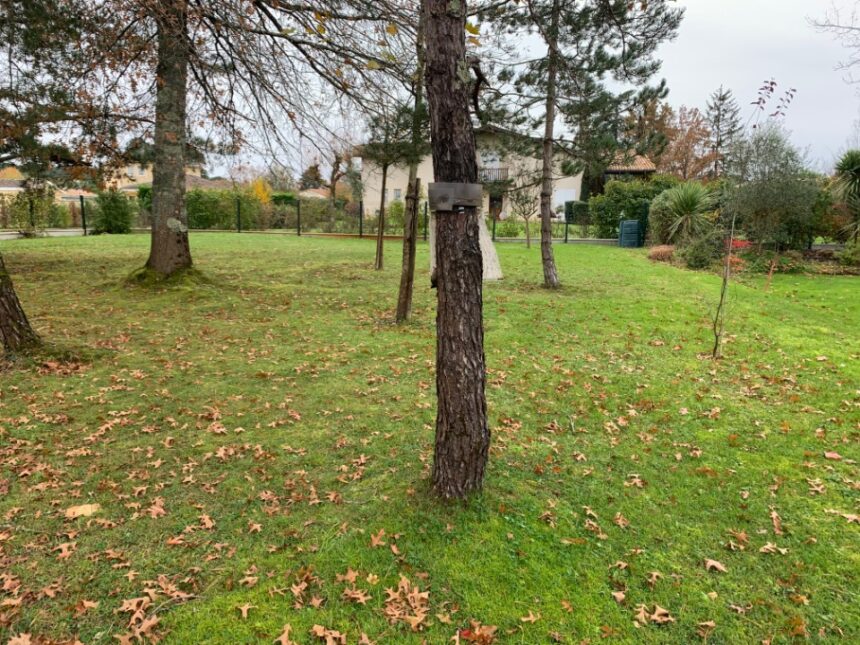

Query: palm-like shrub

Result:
[665,182,715,242]
[834,149,860,241]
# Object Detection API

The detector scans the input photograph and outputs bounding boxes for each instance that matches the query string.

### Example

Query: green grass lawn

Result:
[0,233,857,644]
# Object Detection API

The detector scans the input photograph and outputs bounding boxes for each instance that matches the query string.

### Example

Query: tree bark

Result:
[538,0,561,288]
[328,153,343,232]
[374,165,388,270]
[145,0,192,276]
[395,11,427,323]
[396,177,420,320]
[0,255,39,354]
[424,0,489,499]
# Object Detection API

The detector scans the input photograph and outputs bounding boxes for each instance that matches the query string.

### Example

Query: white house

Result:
[356,128,583,220]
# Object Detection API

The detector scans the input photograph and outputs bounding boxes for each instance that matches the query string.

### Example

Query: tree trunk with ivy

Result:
[0,255,39,354]
[145,0,192,276]
[424,0,490,499]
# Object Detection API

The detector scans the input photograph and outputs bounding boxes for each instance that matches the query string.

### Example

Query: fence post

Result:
[423,201,428,241]
[236,197,242,232]
[297,200,302,236]
[29,198,35,230]
[492,215,496,241]
[79,195,87,236]
[359,201,364,238]
[564,220,569,244]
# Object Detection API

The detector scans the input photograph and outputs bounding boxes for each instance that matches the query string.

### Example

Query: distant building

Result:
[604,153,657,180]
[357,127,583,221]
[297,187,331,200]
[108,163,213,196]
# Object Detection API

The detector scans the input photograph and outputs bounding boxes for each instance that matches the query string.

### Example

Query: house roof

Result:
[120,174,235,192]
[57,188,97,200]
[0,179,25,190]
[0,167,25,181]
[298,187,330,200]
[606,154,656,174]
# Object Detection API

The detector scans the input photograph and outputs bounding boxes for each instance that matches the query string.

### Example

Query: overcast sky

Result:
[657,0,859,171]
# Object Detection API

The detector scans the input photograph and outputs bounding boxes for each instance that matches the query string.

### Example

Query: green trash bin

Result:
[619,219,642,248]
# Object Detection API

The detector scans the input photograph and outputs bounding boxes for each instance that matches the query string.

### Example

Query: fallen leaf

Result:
[274,624,298,645]
[697,620,716,637]
[65,504,101,518]
[705,559,728,573]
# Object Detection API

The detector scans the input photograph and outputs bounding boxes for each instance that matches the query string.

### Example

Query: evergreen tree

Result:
[359,102,429,270]
[299,164,325,190]
[706,86,742,177]
[484,0,683,287]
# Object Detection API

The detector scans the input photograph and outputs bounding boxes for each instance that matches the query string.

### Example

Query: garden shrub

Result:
[186,189,262,230]
[495,217,522,238]
[385,200,405,233]
[565,201,590,236]
[838,241,860,267]
[589,175,679,238]
[93,189,134,234]
[648,191,673,244]
[9,187,69,235]
[723,125,827,250]
[647,245,675,262]
[679,228,724,269]
[736,249,807,274]
[271,192,297,206]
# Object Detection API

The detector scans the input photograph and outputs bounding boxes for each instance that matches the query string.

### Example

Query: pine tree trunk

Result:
[375,165,388,270]
[424,0,489,500]
[395,12,427,323]
[539,0,561,289]
[145,0,192,276]
[0,255,38,354]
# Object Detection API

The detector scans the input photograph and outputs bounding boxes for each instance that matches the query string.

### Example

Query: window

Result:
[394,189,402,201]
[138,165,146,177]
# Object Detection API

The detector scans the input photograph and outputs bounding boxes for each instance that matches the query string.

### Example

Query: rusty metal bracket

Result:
[428,182,483,211]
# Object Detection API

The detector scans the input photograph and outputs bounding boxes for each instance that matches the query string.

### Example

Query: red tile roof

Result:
[606,154,656,174]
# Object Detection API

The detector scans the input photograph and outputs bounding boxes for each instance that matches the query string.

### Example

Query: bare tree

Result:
[396,11,428,323]
[813,4,860,84]
[10,0,413,277]
[509,177,540,248]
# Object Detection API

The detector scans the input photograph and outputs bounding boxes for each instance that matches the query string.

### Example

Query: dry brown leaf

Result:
[650,605,674,624]
[705,559,728,573]
[274,623,298,645]
[65,504,101,519]
[770,509,783,535]
[7,633,32,645]
[697,620,716,637]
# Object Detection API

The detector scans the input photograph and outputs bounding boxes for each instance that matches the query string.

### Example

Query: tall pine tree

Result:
[706,86,742,178]
[484,0,682,287]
